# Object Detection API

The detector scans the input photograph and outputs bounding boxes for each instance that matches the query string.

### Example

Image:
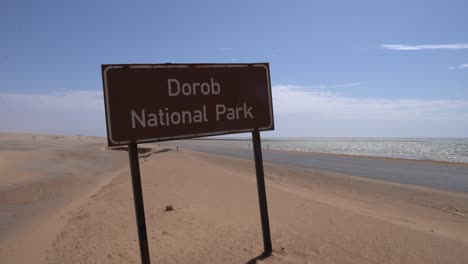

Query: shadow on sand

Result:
[246,252,272,264]
[108,146,173,158]
[138,148,172,158]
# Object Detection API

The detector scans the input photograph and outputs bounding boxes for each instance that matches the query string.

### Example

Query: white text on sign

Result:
[130,78,254,128]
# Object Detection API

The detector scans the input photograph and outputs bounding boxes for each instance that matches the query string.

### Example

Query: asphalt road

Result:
[166,140,468,193]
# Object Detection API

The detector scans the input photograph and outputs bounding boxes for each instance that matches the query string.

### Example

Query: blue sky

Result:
[1,0,467,137]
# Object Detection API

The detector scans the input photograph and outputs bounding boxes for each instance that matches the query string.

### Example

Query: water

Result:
[215,138,468,164]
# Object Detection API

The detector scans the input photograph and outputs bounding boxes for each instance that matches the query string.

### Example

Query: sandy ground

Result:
[0,134,127,263]
[1,134,468,263]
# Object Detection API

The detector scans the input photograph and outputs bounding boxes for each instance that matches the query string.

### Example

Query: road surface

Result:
[165,140,468,193]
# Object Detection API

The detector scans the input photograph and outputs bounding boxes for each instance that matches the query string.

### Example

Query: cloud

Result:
[0,90,105,136]
[282,82,363,91]
[381,43,468,50]
[1,87,467,137]
[449,63,468,70]
[273,85,468,119]
[218,47,233,51]
[231,58,240,61]
[271,85,468,137]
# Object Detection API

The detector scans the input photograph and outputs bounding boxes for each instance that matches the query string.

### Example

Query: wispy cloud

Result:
[1,88,467,137]
[218,47,233,51]
[282,82,363,91]
[449,63,468,70]
[273,85,468,118]
[0,90,105,136]
[272,85,468,137]
[231,58,240,61]
[381,43,468,51]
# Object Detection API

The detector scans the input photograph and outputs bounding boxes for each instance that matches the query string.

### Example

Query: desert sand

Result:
[1,134,468,263]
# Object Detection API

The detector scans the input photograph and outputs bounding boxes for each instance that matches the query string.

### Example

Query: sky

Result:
[1,0,467,137]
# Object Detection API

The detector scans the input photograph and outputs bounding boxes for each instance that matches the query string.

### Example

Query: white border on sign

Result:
[103,64,274,146]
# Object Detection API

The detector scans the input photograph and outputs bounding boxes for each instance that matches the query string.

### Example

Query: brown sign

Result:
[102,63,274,146]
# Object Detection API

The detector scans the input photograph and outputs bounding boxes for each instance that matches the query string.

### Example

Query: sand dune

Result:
[1,134,468,263]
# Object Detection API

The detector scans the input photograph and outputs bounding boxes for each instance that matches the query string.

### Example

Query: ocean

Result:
[217,138,468,164]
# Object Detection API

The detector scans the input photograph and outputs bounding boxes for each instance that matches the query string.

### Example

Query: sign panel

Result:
[102,63,274,146]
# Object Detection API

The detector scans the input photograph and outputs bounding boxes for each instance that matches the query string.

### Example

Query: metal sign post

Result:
[128,142,151,264]
[252,130,273,254]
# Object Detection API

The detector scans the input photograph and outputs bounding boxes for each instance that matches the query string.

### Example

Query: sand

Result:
[0,134,127,263]
[1,134,468,263]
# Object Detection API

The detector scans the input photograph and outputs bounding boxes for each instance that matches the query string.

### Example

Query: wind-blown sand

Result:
[1,134,468,263]
[0,134,127,263]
